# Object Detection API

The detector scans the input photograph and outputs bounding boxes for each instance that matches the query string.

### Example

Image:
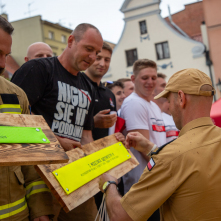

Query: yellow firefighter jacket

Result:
[0,76,54,221]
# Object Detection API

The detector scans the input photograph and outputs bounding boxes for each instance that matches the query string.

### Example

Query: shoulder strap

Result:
[151,139,176,156]
[0,94,22,114]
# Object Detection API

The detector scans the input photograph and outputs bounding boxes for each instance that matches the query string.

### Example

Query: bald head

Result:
[71,23,101,43]
[25,42,53,62]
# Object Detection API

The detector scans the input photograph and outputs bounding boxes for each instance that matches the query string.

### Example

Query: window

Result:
[61,35,66,43]
[48,31,54,40]
[139,20,147,35]
[155,42,170,60]
[125,49,138,67]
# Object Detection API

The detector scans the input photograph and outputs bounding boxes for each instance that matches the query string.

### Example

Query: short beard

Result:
[0,67,5,75]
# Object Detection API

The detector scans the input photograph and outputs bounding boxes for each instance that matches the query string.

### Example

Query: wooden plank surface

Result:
[35,134,139,213]
[0,113,69,166]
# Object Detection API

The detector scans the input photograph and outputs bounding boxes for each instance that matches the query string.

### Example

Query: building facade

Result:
[8,15,115,67]
[10,15,72,66]
[105,0,215,97]
[202,0,221,99]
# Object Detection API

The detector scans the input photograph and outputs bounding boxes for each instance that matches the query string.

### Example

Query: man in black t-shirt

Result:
[84,42,117,140]
[84,42,126,212]
[12,23,103,151]
[12,23,103,221]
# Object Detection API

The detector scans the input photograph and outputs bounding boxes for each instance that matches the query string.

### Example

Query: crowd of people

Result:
[1,15,221,221]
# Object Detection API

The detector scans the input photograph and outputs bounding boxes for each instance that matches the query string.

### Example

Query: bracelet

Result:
[103,181,118,193]
[146,144,157,157]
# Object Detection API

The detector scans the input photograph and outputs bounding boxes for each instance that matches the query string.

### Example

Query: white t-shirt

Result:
[162,112,179,142]
[117,109,121,116]
[120,92,166,194]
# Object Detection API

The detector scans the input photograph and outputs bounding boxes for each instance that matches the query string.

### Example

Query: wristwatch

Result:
[102,181,118,193]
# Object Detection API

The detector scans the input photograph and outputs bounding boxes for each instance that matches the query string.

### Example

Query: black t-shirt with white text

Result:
[12,57,96,141]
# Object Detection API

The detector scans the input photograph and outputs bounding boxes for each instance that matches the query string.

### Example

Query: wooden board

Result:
[0,113,69,166]
[35,134,139,213]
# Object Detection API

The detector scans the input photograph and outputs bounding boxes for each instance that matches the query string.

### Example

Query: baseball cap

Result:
[154,68,216,99]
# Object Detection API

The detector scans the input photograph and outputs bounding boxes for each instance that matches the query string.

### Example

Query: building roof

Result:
[42,20,73,33]
[165,1,204,42]
[120,0,160,13]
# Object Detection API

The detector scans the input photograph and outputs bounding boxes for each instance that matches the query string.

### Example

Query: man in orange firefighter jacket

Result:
[0,15,54,221]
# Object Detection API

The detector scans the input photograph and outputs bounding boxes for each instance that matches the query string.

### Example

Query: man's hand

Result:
[33,215,49,221]
[126,132,154,155]
[81,130,93,145]
[99,173,118,193]
[94,109,117,128]
[115,132,126,146]
[55,135,81,151]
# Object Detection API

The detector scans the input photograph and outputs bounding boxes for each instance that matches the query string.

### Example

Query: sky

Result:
[1,0,201,44]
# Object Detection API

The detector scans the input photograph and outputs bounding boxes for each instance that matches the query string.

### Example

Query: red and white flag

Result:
[147,158,155,171]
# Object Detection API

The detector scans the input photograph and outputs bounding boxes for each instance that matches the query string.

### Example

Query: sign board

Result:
[35,134,139,212]
[0,113,68,166]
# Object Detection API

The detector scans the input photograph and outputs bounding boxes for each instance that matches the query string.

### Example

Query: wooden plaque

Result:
[35,134,139,213]
[0,113,69,166]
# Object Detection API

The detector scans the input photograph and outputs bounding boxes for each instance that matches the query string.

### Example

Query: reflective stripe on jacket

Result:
[26,181,51,199]
[0,104,22,114]
[0,181,51,219]
[0,197,27,220]
[0,77,54,220]
[0,92,23,114]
